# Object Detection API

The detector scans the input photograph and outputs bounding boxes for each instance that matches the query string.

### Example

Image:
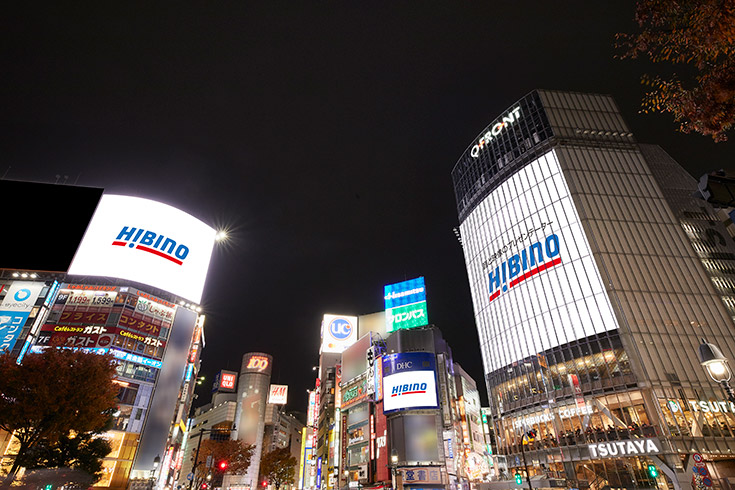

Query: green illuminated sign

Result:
[386,301,428,332]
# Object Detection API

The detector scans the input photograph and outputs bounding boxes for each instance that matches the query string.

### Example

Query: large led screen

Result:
[68,195,216,303]
[459,149,619,373]
[382,352,438,413]
[384,277,429,332]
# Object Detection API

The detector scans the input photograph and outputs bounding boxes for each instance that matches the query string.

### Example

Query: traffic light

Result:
[44,485,53,490]
[262,480,268,487]
[218,460,228,471]
[647,464,659,478]
[515,473,523,485]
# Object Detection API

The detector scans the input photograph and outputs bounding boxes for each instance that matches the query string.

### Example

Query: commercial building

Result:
[306,278,492,490]
[0,181,216,489]
[452,90,735,489]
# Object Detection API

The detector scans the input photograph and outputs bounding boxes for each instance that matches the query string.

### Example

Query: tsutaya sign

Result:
[470,106,522,158]
[588,438,660,459]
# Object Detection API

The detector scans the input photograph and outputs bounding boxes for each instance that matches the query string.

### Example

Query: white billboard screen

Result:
[383,370,438,413]
[459,149,619,373]
[68,195,216,303]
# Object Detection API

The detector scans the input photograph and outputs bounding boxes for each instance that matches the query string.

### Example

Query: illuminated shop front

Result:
[453,90,735,489]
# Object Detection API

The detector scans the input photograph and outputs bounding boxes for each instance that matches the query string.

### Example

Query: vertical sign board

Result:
[384,277,429,333]
[0,282,45,353]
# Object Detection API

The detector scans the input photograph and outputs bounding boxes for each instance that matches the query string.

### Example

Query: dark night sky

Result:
[2,3,732,413]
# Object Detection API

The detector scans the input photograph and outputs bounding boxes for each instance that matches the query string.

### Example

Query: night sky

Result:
[3,3,732,413]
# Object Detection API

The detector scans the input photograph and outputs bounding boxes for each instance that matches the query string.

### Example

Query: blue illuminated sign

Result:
[384,277,426,309]
[382,352,435,376]
[110,348,163,368]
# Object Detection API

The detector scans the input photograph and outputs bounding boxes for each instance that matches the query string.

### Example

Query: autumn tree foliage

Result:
[616,0,735,141]
[192,439,253,489]
[0,349,118,484]
[259,447,297,490]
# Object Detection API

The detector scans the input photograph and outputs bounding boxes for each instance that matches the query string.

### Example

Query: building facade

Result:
[0,184,216,490]
[452,90,735,490]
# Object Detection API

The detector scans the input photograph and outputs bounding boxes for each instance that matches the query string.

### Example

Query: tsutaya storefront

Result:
[453,90,735,490]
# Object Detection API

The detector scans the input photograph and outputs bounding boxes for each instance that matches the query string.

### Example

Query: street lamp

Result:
[390,449,398,490]
[699,338,735,402]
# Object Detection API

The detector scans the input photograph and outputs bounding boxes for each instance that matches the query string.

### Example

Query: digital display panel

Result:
[0,281,45,353]
[382,352,438,413]
[384,277,429,333]
[68,195,216,303]
[459,149,619,373]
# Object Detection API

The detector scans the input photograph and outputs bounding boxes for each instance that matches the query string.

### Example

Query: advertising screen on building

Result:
[320,314,358,354]
[268,384,288,405]
[459,149,619,373]
[382,352,438,413]
[384,277,429,333]
[68,195,216,303]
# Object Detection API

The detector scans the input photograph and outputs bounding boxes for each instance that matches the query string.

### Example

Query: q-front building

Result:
[452,90,735,490]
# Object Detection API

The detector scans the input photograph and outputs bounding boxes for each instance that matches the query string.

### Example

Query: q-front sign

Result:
[470,106,521,158]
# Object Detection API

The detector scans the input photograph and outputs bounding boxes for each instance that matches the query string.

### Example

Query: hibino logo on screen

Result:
[391,382,428,397]
[488,233,561,303]
[112,226,190,266]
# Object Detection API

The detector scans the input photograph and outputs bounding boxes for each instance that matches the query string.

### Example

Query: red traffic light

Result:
[218,461,228,470]
[262,480,268,487]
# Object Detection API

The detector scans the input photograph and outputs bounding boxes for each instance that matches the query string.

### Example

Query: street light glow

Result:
[215,230,228,242]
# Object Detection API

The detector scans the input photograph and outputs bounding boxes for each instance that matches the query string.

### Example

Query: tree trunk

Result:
[2,440,27,486]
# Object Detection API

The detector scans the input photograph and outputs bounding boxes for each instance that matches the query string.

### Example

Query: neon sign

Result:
[470,106,521,158]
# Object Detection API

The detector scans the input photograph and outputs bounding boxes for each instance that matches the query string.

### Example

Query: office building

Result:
[452,90,735,489]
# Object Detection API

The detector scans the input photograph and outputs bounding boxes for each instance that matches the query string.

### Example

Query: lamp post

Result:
[390,449,398,490]
[698,338,735,403]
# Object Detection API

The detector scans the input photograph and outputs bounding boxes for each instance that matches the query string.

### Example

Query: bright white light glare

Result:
[179,300,186,305]
[12,273,19,278]
[29,273,38,278]
[67,195,216,303]
[21,273,28,278]
[196,307,202,312]
[215,230,228,242]
[709,361,727,376]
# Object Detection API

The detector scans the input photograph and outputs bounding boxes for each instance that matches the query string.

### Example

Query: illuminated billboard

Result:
[268,384,288,405]
[0,281,45,353]
[459,149,619,373]
[320,314,358,354]
[68,195,216,303]
[382,352,438,413]
[384,277,428,333]
[214,370,238,393]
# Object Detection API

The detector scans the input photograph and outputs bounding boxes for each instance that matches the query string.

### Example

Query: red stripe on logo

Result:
[112,241,127,246]
[135,245,183,265]
[391,390,427,397]
[509,257,561,288]
[489,257,562,302]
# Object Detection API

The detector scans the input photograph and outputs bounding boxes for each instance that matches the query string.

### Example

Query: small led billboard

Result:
[382,352,438,413]
[320,314,358,354]
[68,195,216,303]
[384,277,428,332]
